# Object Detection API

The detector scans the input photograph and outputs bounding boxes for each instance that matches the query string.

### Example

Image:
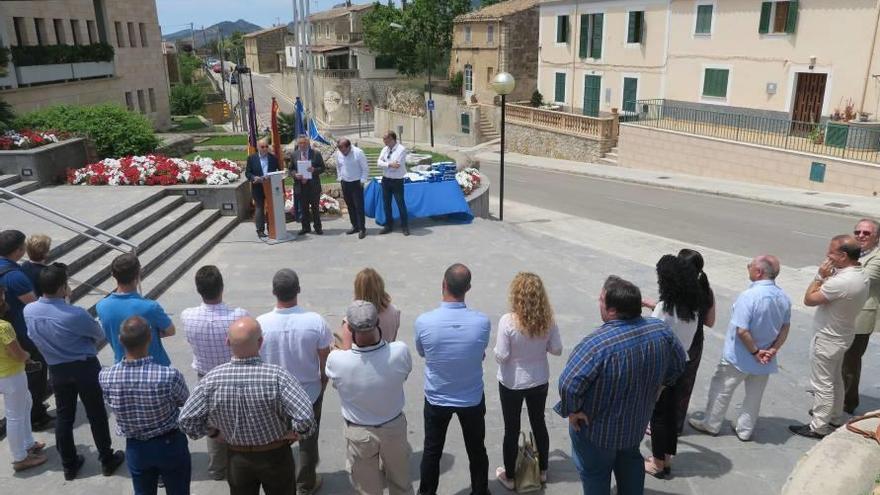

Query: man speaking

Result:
[244,139,279,239]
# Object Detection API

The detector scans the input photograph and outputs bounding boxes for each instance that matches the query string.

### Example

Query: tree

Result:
[480,0,504,6]
[178,53,202,85]
[222,31,245,64]
[0,98,15,131]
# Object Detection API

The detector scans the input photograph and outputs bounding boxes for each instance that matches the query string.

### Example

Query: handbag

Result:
[514,431,542,493]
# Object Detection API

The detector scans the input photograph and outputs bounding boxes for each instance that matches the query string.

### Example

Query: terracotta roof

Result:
[243,25,289,38]
[309,3,373,22]
[454,0,538,22]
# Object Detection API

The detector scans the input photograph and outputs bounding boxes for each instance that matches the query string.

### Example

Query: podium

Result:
[261,171,293,243]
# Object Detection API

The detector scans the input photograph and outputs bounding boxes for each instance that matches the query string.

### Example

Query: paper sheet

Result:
[296,160,312,180]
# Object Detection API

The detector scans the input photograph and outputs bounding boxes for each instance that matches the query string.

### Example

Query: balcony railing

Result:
[314,68,359,79]
[336,32,363,43]
[505,103,618,142]
[1,43,115,88]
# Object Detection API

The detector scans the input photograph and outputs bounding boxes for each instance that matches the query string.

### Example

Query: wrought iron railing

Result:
[626,99,880,164]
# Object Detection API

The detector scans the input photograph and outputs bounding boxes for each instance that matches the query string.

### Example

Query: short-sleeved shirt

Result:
[96,292,173,366]
[0,258,35,339]
[814,266,870,338]
[651,304,700,354]
[723,280,792,375]
[0,320,24,378]
[258,306,333,403]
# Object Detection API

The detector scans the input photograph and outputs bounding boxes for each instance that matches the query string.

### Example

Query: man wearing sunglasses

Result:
[843,219,880,416]
[245,138,280,239]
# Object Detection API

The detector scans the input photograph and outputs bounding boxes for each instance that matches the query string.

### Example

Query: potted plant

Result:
[859,111,871,122]
[809,125,824,144]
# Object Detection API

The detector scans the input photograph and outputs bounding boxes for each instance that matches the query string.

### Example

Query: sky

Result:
[156,0,399,34]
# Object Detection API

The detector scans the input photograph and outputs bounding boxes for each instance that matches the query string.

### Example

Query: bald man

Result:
[791,235,870,439]
[689,255,791,442]
[179,317,316,495]
[245,138,280,238]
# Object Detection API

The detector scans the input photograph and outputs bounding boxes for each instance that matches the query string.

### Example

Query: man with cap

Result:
[326,301,414,495]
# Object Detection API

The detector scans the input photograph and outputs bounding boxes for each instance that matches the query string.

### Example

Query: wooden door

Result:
[583,75,601,117]
[791,72,826,134]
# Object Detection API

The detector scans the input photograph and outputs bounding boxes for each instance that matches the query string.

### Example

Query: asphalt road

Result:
[209,70,294,132]
[478,159,857,267]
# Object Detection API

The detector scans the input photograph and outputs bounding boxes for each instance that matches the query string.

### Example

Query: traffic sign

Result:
[364,103,372,112]
[427,99,435,111]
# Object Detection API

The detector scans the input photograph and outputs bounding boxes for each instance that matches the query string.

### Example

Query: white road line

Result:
[792,230,826,239]
[603,196,671,211]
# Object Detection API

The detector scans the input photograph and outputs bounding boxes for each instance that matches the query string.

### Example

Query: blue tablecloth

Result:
[364,179,473,226]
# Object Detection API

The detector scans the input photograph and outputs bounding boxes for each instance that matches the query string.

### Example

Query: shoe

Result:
[644,457,670,479]
[688,417,719,436]
[297,474,323,495]
[788,424,827,439]
[31,415,54,432]
[101,450,125,476]
[257,231,267,239]
[495,467,515,491]
[540,470,547,483]
[730,423,751,442]
[210,471,226,481]
[27,441,46,454]
[297,229,311,236]
[63,454,86,480]
[379,227,392,235]
[314,229,323,235]
[0,417,6,440]
[13,452,47,472]
[346,228,359,235]
[358,230,366,239]
[402,227,410,236]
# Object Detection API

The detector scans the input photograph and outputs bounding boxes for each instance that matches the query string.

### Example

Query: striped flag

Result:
[270,97,282,160]
[246,97,258,155]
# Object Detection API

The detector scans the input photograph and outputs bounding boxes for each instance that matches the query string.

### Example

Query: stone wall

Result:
[374,93,478,147]
[506,123,602,162]
[504,8,539,103]
[618,124,880,197]
[0,138,88,184]
[275,69,394,127]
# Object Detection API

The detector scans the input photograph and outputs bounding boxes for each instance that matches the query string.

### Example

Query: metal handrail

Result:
[0,187,137,255]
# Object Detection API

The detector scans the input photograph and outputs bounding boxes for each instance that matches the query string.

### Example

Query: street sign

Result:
[427,99,435,111]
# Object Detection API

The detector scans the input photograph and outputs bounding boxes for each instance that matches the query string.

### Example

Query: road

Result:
[208,70,294,133]
[478,159,856,267]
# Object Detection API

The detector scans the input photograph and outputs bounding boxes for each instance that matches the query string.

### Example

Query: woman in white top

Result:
[339,268,401,350]
[493,272,563,490]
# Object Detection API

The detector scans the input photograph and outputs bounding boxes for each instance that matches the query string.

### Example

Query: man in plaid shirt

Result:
[99,316,191,495]
[181,265,248,479]
[179,316,316,495]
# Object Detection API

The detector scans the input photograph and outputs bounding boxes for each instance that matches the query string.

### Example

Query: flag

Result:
[308,117,331,146]
[294,97,306,137]
[246,97,258,155]
[270,97,282,160]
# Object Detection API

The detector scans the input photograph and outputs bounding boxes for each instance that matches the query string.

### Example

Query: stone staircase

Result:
[479,112,500,142]
[0,174,41,196]
[596,146,619,166]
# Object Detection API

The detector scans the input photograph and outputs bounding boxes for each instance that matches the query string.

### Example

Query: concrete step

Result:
[596,157,618,166]
[0,180,40,197]
[58,195,187,276]
[605,152,618,159]
[0,174,21,187]
[68,201,206,303]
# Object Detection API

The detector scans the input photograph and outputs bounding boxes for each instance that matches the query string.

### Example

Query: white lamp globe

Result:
[492,72,516,96]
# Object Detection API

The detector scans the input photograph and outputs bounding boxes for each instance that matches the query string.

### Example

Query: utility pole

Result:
[189,22,196,55]
[201,25,209,56]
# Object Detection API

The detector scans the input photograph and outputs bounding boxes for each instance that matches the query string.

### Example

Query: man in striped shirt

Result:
[99,316,191,495]
[556,276,686,495]
[181,265,248,480]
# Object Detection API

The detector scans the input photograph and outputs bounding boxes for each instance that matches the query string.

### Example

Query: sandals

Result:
[644,457,671,479]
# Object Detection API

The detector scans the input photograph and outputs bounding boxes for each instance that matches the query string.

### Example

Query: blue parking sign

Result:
[427,99,435,111]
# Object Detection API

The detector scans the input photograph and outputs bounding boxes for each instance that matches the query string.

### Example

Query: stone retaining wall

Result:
[0,138,88,184]
[506,123,602,162]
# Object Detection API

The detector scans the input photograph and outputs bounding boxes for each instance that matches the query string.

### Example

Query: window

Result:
[702,68,729,98]
[374,54,395,69]
[464,64,473,93]
[578,13,603,59]
[137,89,146,114]
[695,4,713,35]
[556,15,569,43]
[87,20,97,44]
[13,17,28,46]
[34,18,47,46]
[124,91,134,111]
[127,22,136,47]
[622,77,638,113]
[115,21,125,47]
[139,23,148,47]
[487,66,494,83]
[53,19,66,44]
[627,11,644,44]
[464,25,471,43]
[148,88,156,112]
[487,25,494,43]
[70,20,81,45]
[554,72,566,103]
[461,113,470,134]
[759,1,798,34]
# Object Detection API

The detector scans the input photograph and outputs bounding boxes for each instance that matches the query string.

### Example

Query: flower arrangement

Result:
[283,189,341,215]
[67,155,241,186]
[0,129,65,150]
[455,167,482,196]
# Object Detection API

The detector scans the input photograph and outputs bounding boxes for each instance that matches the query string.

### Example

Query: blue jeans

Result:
[569,426,644,495]
[126,430,192,495]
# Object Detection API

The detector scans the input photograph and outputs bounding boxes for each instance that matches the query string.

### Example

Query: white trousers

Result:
[0,371,35,462]
[702,360,770,440]
[809,332,852,434]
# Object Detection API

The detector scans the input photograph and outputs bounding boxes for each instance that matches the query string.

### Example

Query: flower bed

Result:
[67,155,242,186]
[456,167,482,196]
[0,130,65,150]
[284,188,341,215]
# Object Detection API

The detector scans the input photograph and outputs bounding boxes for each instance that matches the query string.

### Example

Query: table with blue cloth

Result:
[363,178,474,226]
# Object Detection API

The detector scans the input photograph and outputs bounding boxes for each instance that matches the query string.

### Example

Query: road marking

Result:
[602,196,670,211]
[792,230,826,239]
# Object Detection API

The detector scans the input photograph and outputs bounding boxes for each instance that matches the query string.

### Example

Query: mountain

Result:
[162,20,263,46]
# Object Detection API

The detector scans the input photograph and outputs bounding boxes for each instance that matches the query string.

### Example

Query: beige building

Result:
[243,25,287,74]
[450,0,539,106]
[0,0,171,129]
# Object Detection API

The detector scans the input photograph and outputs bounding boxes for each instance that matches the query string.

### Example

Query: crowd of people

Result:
[0,216,877,495]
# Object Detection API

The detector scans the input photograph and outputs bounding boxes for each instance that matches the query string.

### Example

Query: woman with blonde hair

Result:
[339,268,401,350]
[494,272,563,490]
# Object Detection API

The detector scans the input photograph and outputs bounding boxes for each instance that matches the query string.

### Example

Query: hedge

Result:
[11,43,114,66]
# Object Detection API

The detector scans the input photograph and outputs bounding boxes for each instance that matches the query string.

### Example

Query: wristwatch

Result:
[750,348,760,355]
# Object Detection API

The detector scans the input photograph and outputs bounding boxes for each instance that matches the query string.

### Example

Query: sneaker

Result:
[788,424,827,439]
[13,452,47,472]
[297,474,323,495]
[495,467,514,491]
[63,454,86,480]
[688,417,719,436]
[730,423,751,442]
[101,450,125,476]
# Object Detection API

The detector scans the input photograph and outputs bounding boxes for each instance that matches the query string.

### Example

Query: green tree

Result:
[178,52,202,85]
[223,31,245,64]
[480,0,504,6]
[0,97,15,131]
[170,84,205,115]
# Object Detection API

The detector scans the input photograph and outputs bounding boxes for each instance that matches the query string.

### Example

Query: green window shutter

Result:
[556,15,569,43]
[461,113,470,134]
[579,14,589,58]
[583,75,601,117]
[759,2,772,34]
[785,0,799,33]
[590,13,603,58]
[695,5,713,34]
[554,72,566,102]
[703,68,729,98]
[623,77,638,113]
[627,11,643,43]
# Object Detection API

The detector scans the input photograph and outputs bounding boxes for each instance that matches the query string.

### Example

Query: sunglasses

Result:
[854,230,875,236]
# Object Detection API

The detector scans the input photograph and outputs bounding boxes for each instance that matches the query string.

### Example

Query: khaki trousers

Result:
[344,413,413,495]
[809,332,853,434]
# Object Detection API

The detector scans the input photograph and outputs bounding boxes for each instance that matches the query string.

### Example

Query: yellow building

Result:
[243,25,287,75]
[0,0,171,129]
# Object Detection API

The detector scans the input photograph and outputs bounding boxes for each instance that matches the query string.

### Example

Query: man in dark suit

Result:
[244,139,279,239]
[287,135,326,235]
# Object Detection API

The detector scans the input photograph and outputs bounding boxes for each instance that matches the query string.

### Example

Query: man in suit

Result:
[843,218,880,415]
[244,139,280,239]
[287,135,326,236]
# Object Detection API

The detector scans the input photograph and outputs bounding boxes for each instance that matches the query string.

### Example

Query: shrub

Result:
[170,84,205,115]
[449,71,463,95]
[530,90,543,107]
[178,53,202,85]
[10,43,114,66]
[14,104,159,157]
[0,98,15,131]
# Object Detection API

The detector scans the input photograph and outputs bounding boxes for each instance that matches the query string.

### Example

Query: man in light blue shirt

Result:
[414,263,491,495]
[690,255,791,441]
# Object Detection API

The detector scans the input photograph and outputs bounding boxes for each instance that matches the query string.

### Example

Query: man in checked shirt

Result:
[179,316,317,495]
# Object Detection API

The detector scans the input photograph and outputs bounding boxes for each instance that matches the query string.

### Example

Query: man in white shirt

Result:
[326,301,414,495]
[791,235,869,439]
[258,269,333,495]
[377,130,410,236]
[335,138,369,239]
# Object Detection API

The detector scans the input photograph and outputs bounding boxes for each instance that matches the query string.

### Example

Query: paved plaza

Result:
[0,196,878,495]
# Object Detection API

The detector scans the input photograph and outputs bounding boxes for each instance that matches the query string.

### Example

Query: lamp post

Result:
[491,72,515,221]
[390,21,434,147]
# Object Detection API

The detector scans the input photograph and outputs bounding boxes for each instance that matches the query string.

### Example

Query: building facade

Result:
[243,25,287,74]
[450,0,539,106]
[0,0,171,129]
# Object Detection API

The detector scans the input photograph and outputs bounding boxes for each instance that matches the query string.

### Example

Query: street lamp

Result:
[492,71,515,222]
[389,21,434,147]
